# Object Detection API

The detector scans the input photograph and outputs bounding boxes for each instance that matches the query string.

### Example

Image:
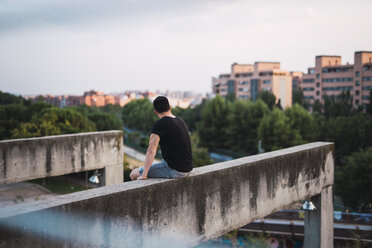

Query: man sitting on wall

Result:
[130,96,193,180]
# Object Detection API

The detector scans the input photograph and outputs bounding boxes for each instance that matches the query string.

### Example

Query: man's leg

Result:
[130,160,190,180]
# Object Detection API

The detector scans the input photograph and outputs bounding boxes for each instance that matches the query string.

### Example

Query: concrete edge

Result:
[0,142,334,219]
[0,130,123,144]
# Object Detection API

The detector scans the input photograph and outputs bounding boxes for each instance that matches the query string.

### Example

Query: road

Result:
[124,145,160,163]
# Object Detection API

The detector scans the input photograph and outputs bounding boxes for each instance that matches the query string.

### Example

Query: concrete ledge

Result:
[0,131,124,185]
[0,142,334,247]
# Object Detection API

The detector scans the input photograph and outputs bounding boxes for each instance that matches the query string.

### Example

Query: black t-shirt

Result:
[152,116,193,172]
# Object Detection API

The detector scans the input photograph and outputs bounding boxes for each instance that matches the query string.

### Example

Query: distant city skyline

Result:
[0,0,371,95]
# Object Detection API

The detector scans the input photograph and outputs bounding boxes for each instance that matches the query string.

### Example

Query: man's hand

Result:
[137,175,148,180]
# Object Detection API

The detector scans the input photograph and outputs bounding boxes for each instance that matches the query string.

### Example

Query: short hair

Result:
[153,96,170,113]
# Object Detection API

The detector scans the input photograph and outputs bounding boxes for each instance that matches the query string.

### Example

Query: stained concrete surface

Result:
[0,131,123,186]
[0,142,334,248]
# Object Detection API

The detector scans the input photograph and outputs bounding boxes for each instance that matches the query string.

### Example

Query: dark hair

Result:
[153,96,170,113]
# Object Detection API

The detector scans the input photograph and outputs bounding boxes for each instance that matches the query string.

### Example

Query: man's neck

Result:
[158,111,175,119]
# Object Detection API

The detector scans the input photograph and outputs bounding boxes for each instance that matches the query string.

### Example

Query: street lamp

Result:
[302,200,316,211]
[89,170,100,184]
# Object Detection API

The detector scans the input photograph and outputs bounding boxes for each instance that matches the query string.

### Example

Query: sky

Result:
[0,0,371,95]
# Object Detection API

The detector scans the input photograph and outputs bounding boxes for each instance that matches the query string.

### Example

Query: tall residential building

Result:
[212,62,293,108]
[300,51,372,109]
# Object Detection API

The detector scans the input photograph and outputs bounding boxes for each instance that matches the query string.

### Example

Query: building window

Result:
[316,91,320,96]
[355,100,359,105]
[363,76,372,81]
[303,87,314,91]
[309,68,315,74]
[355,90,360,96]
[356,81,360,86]
[362,86,372,91]
[323,86,353,91]
[303,79,315,83]
[316,82,320,87]
[263,80,271,84]
[356,71,360,77]
[316,74,320,79]
[323,77,353,83]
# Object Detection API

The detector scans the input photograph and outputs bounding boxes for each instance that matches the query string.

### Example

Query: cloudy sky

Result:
[1,0,371,95]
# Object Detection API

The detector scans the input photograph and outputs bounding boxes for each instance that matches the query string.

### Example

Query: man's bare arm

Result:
[138,133,160,180]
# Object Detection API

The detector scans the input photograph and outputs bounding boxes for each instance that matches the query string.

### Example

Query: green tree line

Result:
[1,90,371,212]
[0,91,122,140]
[120,91,372,212]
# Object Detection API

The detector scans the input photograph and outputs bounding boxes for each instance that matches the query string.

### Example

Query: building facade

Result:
[300,51,372,109]
[212,62,293,108]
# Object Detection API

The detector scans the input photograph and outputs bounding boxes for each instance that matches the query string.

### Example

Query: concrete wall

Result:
[0,131,123,185]
[0,142,334,248]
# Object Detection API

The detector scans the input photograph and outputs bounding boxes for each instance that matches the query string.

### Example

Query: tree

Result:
[88,112,122,131]
[225,92,236,102]
[121,99,157,134]
[26,102,52,120]
[320,114,372,164]
[292,89,309,110]
[312,99,322,113]
[258,108,302,151]
[226,99,270,154]
[11,108,96,139]
[257,91,276,110]
[335,148,372,212]
[176,100,206,132]
[197,95,230,149]
[284,104,318,142]
[275,99,283,110]
[0,91,31,106]
[323,90,353,118]
[99,104,123,120]
[0,104,28,140]
[190,133,213,167]
[367,90,372,115]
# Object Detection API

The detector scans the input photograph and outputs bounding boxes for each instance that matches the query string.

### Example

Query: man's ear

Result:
[154,109,159,116]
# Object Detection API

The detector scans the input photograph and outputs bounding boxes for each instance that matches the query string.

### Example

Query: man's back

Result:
[152,116,193,172]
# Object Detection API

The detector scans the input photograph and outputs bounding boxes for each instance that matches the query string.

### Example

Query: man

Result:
[130,96,193,180]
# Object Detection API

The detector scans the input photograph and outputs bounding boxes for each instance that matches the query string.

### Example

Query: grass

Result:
[124,154,144,169]
[31,177,90,194]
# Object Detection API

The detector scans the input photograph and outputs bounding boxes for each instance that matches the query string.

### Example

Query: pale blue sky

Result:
[1,0,371,95]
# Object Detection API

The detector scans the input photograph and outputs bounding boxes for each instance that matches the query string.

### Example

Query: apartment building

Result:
[300,51,372,108]
[212,62,293,108]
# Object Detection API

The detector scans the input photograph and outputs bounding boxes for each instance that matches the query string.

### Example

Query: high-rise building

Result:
[212,62,293,108]
[300,51,372,109]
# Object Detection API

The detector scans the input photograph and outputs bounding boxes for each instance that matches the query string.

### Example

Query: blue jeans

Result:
[138,159,190,179]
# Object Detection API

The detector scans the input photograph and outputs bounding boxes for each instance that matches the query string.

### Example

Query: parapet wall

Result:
[0,131,124,185]
[0,142,334,247]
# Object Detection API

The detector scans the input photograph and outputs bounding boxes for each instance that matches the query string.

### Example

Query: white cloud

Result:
[0,0,371,95]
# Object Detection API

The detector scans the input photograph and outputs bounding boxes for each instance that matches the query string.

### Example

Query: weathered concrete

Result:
[304,186,334,248]
[0,142,334,247]
[0,131,123,186]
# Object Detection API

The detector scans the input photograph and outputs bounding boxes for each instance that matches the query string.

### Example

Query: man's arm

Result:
[138,133,160,180]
